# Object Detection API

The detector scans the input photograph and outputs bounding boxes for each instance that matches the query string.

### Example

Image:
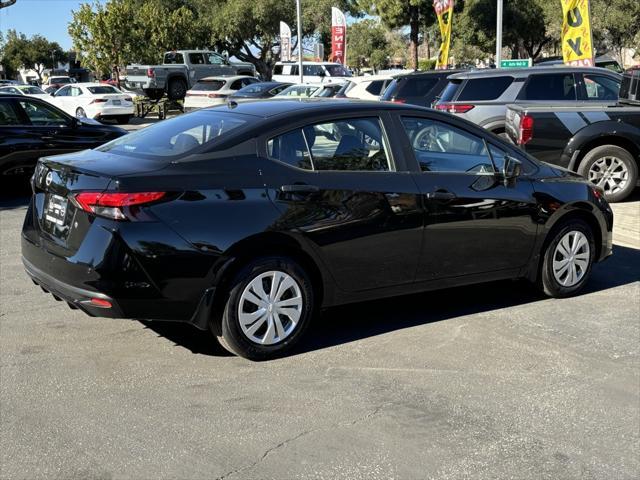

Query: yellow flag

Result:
[433,0,454,70]
[560,0,595,66]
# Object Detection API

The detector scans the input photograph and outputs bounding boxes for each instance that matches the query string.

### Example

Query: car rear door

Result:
[262,113,424,292]
[393,113,539,281]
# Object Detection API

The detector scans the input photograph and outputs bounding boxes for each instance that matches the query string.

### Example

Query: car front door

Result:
[395,114,539,281]
[262,114,423,292]
[204,52,234,77]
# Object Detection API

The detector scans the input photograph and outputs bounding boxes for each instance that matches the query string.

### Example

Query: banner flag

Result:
[331,7,347,64]
[433,0,454,69]
[280,21,292,62]
[560,0,595,67]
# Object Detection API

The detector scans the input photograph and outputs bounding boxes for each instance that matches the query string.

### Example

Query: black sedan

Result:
[21,99,613,360]
[0,94,126,180]
[228,81,293,101]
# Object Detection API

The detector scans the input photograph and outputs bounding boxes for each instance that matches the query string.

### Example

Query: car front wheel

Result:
[214,256,314,360]
[539,219,595,298]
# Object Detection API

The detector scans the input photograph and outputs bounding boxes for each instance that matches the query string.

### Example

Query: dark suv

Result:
[380,70,464,107]
[434,67,622,136]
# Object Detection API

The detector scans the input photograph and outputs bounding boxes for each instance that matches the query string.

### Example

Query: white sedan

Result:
[183,76,259,111]
[0,85,51,100]
[49,83,135,124]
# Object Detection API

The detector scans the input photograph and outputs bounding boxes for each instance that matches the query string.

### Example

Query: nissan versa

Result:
[21,100,614,360]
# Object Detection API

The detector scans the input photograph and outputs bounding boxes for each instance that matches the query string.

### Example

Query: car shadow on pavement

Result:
[140,244,639,358]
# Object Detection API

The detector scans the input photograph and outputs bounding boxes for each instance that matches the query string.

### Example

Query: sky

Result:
[0,0,106,49]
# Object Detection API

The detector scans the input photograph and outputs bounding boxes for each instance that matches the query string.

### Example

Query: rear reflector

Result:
[435,103,475,114]
[90,298,112,308]
[73,191,166,220]
[147,68,155,78]
[518,114,534,145]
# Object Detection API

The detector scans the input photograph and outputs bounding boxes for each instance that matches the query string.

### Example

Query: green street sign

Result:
[500,58,532,69]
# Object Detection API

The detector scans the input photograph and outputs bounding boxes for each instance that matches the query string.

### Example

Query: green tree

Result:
[362,0,435,70]
[347,19,391,71]
[1,30,67,81]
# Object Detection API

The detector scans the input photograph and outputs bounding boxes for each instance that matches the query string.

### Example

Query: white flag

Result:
[280,21,292,62]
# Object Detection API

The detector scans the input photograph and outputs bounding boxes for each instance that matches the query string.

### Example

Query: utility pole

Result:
[296,0,303,83]
[51,51,56,74]
[496,0,503,68]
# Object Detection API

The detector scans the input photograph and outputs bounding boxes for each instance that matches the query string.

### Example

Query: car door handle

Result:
[426,190,457,200]
[281,184,320,193]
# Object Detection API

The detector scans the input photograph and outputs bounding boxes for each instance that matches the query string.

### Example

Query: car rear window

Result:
[192,80,225,91]
[97,110,248,160]
[397,77,439,97]
[20,86,45,95]
[164,52,184,64]
[364,80,385,95]
[520,73,576,101]
[457,76,514,101]
[438,80,463,102]
[87,86,120,94]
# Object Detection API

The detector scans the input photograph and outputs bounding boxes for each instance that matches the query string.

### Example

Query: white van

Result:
[272,61,352,83]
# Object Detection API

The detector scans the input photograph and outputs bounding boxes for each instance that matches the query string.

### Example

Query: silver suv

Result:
[434,67,622,137]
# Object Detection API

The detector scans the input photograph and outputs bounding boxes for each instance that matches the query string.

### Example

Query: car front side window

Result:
[55,86,70,97]
[401,117,494,174]
[17,100,69,127]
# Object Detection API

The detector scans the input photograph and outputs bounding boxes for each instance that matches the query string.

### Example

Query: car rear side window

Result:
[583,75,620,100]
[457,76,514,101]
[268,117,390,172]
[438,80,462,102]
[365,80,385,95]
[398,77,439,97]
[164,52,184,64]
[520,74,577,101]
[192,80,225,91]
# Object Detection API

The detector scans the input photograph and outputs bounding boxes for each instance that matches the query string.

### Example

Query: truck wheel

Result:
[144,89,164,101]
[578,145,638,203]
[167,79,187,100]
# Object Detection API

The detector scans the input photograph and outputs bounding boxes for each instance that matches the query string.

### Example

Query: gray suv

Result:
[434,67,622,137]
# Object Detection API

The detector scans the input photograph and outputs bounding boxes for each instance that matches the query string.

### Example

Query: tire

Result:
[213,256,315,360]
[115,115,131,125]
[167,78,187,100]
[75,107,86,118]
[539,219,595,298]
[144,88,164,101]
[578,145,638,203]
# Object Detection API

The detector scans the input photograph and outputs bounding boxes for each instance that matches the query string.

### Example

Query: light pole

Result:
[496,0,503,68]
[296,0,303,83]
[51,50,56,75]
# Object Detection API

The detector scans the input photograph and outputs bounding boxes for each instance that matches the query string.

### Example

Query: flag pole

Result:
[296,0,303,83]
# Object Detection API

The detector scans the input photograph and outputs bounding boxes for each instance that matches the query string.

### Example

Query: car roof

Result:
[448,66,620,80]
[392,69,465,79]
[347,75,393,83]
[195,75,254,83]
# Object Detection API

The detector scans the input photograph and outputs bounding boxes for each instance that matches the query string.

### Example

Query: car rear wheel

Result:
[214,256,314,360]
[539,219,595,298]
[578,145,638,202]
[167,79,187,100]
[75,107,86,118]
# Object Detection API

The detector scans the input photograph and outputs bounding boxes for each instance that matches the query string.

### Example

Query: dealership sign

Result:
[280,22,292,62]
[560,0,595,67]
[433,0,454,70]
[331,7,347,65]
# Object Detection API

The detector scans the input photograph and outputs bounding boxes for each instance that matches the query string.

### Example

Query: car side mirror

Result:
[71,117,80,128]
[222,52,229,64]
[502,155,522,181]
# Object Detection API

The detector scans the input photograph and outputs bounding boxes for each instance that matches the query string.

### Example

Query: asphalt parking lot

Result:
[1,183,639,479]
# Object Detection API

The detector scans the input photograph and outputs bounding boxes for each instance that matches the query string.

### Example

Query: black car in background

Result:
[0,95,126,182]
[22,99,613,360]
[380,69,464,107]
[228,81,293,101]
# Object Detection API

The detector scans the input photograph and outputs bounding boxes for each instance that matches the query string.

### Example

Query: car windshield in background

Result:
[97,111,248,159]
[87,86,120,94]
[19,86,45,95]
[278,85,320,97]
[325,65,352,77]
[50,77,73,84]
[236,84,272,95]
[192,80,225,91]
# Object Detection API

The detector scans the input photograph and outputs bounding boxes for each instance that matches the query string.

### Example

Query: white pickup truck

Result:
[125,50,256,100]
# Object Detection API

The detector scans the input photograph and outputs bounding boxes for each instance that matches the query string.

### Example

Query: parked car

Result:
[21,99,613,360]
[0,94,126,177]
[0,84,50,100]
[272,61,352,83]
[49,83,135,124]
[534,55,623,73]
[183,76,260,111]
[44,76,77,91]
[336,75,393,100]
[505,72,640,202]
[0,79,21,86]
[275,83,345,98]
[434,67,622,137]
[380,70,464,107]
[227,81,293,101]
[619,66,640,105]
[125,50,256,100]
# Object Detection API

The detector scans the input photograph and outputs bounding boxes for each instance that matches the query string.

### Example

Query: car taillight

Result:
[518,114,534,145]
[124,96,132,102]
[90,98,107,104]
[435,103,475,114]
[207,93,224,98]
[146,68,155,78]
[72,192,167,220]
[390,98,406,104]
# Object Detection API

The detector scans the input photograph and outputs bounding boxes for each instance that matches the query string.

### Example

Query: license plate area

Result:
[112,100,121,105]
[42,194,72,240]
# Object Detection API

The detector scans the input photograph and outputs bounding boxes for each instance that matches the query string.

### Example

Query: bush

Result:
[418,59,436,70]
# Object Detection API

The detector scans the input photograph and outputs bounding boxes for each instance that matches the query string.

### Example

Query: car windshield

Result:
[51,77,72,84]
[87,86,121,94]
[192,80,225,91]
[19,86,45,95]
[277,85,320,97]
[96,110,248,160]
[325,65,352,77]
[235,83,273,95]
